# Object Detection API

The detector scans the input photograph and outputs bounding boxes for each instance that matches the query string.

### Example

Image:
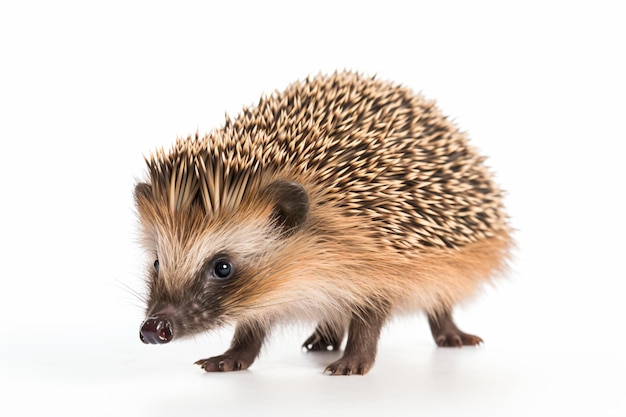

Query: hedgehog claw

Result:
[324,355,372,376]
[435,331,483,347]
[195,355,251,372]
[428,311,483,348]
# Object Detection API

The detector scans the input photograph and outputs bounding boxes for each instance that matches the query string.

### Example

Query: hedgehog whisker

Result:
[112,279,148,305]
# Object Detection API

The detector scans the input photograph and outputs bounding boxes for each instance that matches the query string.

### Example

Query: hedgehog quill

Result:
[135,72,512,375]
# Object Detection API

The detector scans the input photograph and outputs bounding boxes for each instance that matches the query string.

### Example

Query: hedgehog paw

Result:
[194,354,251,372]
[324,354,373,376]
[434,331,483,347]
[428,311,484,348]
[302,331,342,352]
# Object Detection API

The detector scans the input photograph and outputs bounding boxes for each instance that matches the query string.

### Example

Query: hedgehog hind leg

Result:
[427,310,483,347]
[302,322,345,352]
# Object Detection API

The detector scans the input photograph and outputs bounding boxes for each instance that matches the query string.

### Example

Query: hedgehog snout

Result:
[140,315,173,344]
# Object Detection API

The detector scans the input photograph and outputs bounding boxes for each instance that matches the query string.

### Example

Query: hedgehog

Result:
[135,71,511,376]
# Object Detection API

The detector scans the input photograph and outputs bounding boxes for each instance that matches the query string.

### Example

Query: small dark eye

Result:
[213,259,233,279]
[153,259,159,273]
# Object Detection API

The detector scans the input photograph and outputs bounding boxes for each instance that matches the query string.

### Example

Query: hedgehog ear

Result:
[134,182,152,203]
[134,182,154,215]
[265,180,309,236]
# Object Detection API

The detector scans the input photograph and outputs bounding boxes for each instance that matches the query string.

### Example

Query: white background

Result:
[1,1,625,416]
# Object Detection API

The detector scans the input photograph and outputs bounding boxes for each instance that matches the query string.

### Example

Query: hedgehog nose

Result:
[140,316,173,344]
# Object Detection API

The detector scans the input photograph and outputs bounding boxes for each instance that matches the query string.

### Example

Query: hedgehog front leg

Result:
[302,322,345,352]
[427,310,483,347]
[195,322,266,372]
[324,306,387,376]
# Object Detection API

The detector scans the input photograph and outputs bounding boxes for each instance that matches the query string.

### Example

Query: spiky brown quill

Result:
[135,71,512,375]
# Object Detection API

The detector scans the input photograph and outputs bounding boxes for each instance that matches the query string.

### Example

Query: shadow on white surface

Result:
[3,318,624,417]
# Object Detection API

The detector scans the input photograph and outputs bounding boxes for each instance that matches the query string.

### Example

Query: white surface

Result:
[1,1,625,416]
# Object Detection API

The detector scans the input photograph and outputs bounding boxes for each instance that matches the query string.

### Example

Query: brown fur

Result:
[135,71,512,374]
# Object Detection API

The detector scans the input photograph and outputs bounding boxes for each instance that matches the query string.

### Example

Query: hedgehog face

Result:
[136,180,310,344]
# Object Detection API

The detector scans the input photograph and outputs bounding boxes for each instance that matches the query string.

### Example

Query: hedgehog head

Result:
[135,133,311,344]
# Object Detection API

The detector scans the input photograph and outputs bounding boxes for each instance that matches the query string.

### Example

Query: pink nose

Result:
[139,316,173,344]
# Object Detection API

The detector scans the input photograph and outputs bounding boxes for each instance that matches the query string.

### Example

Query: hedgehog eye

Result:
[153,259,159,274]
[213,259,233,279]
